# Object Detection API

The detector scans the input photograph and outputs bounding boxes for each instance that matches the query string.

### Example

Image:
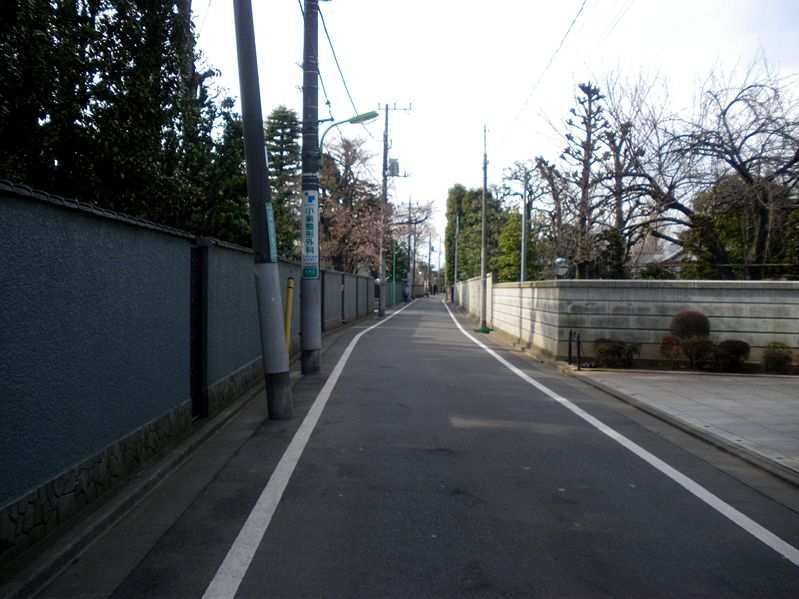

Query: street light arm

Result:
[319,110,379,165]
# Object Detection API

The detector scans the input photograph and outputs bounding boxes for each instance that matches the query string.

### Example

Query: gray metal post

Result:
[233,0,292,419]
[480,126,488,330]
[301,0,321,374]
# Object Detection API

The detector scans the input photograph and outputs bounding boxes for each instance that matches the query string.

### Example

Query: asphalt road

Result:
[39,298,799,598]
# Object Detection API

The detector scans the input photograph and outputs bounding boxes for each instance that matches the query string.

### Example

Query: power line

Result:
[197,0,214,36]
[597,0,637,44]
[318,6,376,140]
[495,0,590,151]
[318,7,358,116]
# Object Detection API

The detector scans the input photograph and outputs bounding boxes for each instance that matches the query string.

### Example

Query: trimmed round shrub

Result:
[660,335,682,367]
[670,310,710,340]
[593,338,639,368]
[715,339,751,371]
[682,336,716,370]
[763,341,793,374]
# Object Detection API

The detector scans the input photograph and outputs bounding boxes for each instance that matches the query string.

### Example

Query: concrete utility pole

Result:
[232,0,292,418]
[378,103,411,316]
[521,166,528,283]
[300,0,322,374]
[427,234,432,294]
[379,106,389,316]
[453,213,459,302]
[437,233,441,294]
[406,198,413,300]
[480,125,488,330]
[399,198,428,301]
[412,221,418,297]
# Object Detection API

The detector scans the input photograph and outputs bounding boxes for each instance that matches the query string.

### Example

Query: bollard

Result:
[576,332,582,371]
[568,329,573,365]
[284,277,295,357]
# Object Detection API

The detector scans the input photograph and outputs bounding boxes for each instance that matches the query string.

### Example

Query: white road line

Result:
[442,300,799,568]
[203,302,415,599]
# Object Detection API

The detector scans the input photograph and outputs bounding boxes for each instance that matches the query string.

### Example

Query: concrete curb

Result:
[563,368,799,489]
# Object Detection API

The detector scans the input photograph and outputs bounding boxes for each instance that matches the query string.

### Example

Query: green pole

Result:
[392,240,397,305]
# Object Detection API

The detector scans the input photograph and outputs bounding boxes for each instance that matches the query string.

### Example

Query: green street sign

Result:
[303,266,319,279]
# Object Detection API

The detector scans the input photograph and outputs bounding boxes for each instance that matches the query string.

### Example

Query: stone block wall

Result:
[455,277,799,364]
[1,182,376,570]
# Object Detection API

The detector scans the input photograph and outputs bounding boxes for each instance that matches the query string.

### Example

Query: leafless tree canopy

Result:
[505,58,799,280]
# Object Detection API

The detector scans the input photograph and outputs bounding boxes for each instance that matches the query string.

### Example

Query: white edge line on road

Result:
[442,300,799,568]
[203,301,416,599]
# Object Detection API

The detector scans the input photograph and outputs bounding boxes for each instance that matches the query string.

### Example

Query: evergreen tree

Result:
[496,212,543,282]
[444,184,505,284]
[264,105,301,259]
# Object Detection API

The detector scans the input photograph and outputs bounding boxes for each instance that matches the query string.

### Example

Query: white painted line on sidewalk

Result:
[442,300,799,568]
[203,302,415,599]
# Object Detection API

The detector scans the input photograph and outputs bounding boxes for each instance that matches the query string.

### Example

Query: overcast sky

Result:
[195,0,799,262]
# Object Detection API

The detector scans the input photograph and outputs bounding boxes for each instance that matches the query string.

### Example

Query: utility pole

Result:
[300,0,321,374]
[378,103,411,316]
[398,198,428,301]
[453,213,459,302]
[437,233,441,294]
[412,220,417,297]
[406,198,412,301]
[521,166,528,283]
[480,125,488,330]
[232,0,292,418]
[427,234,432,295]
[379,105,389,316]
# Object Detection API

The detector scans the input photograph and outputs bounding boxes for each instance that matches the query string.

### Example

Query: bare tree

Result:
[561,82,609,278]
[675,61,799,278]
[600,71,665,260]
[320,137,384,273]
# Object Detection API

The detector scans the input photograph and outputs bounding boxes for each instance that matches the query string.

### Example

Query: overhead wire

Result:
[197,0,214,37]
[495,0,591,151]
[318,5,377,141]
[597,0,637,44]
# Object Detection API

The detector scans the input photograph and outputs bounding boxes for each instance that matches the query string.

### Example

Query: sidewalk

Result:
[0,318,371,599]
[569,368,799,486]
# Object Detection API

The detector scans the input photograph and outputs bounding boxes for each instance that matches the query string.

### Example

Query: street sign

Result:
[302,190,319,279]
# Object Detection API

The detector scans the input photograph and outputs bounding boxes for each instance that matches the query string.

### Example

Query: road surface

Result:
[40,299,799,598]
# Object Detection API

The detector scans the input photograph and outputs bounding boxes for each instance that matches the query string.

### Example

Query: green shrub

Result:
[670,310,710,340]
[682,336,716,370]
[762,341,793,374]
[660,335,682,368]
[714,339,751,372]
[593,338,639,368]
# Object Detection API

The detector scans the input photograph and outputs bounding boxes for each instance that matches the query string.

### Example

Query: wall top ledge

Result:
[1,178,197,241]
[492,279,799,290]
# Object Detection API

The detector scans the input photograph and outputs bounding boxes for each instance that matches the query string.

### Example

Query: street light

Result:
[319,111,379,164]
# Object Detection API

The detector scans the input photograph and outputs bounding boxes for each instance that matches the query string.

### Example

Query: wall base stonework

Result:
[207,358,263,417]
[0,401,191,569]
